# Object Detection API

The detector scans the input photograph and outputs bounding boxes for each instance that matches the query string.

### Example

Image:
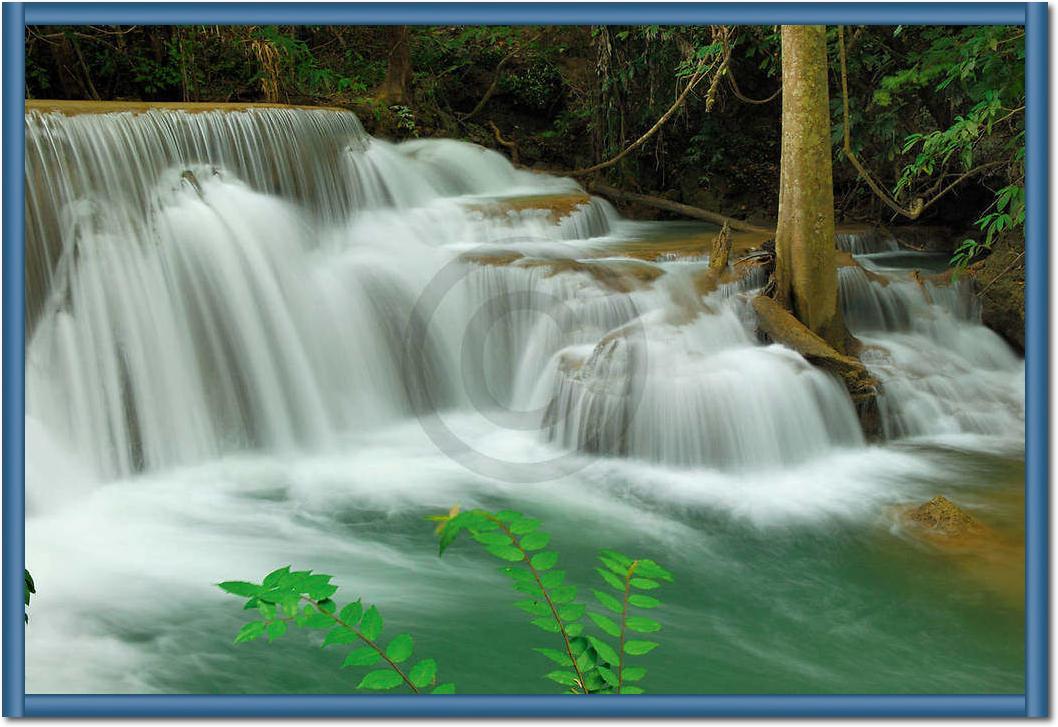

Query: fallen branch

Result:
[589,182,771,234]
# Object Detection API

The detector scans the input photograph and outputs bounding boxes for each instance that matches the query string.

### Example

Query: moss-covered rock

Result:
[970,235,1024,352]
[905,495,982,537]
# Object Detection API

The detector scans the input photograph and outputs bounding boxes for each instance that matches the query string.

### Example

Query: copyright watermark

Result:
[401,238,649,483]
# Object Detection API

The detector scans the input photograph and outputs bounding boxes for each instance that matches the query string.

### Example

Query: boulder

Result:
[905,495,983,537]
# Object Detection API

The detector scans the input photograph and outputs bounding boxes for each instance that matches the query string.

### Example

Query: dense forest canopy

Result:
[26,23,1024,264]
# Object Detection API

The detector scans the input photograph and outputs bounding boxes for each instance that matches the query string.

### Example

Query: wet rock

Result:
[905,495,983,537]
[464,193,593,223]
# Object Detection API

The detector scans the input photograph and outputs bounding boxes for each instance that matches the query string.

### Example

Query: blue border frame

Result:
[3,1,1048,718]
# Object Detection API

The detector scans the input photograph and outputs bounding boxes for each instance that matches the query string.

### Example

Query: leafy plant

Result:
[432,506,672,694]
[951,182,1025,271]
[24,569,35,624]
[391,105,419,137]
[220,507,673,695]
[217,566,454,693]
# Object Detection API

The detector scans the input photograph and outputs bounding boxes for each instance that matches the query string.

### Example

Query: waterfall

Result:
[25,106,1023,492]
[838,265,1024,440]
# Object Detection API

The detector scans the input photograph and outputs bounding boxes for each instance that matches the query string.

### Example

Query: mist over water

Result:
[25,108,1024,694]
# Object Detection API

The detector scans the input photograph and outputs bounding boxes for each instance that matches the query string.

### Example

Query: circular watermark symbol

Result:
[401,238,649,483]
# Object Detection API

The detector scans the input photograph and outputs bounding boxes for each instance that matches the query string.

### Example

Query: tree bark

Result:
[774,25,846,351]
[377,26,411,105]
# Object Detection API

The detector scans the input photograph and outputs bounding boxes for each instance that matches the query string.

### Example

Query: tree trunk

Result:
[377,26,411,105]
[774,25,846,351]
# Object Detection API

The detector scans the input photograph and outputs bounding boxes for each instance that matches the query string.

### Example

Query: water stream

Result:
[25,108,1024,694]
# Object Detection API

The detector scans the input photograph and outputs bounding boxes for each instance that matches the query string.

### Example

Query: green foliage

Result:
[391,105,419,137]
[433,507,672,694]
[24,570,35,624]
[256,26,367,98]
[951,183,1025,270]
[217,567,454,694]
[221,509,674,695]
[835,25,1024,260]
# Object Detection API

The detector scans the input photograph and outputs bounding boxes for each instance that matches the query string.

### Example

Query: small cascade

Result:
[836,229,899,255]
[838,264,1023,440]
[540,301,864,469]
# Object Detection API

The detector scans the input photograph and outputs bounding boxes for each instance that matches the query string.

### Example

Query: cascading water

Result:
[25,107,1025,695]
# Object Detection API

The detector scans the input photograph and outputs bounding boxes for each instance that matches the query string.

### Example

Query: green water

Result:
[90,443,1022,696]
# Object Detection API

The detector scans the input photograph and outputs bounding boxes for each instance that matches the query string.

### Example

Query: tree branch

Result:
[589,182,771,234]
[567,54,714,177]
[837,26,1007,221]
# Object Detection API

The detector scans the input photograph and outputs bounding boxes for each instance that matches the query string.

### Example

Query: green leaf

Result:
[513,580,544,597]
[496,510,522,522]
[534,648,573,667]
[339,601,363,625]
[501,566,533,582]
[624,639,659,655]
[593,589,622,614]
[545,670,580,687]
[596,567,626,591]
[621,685,645,694]
[266,620,287,641]
[302,612,334,629]
[565,623,584,637]
[257,601,276,621]
[519,532,551,551]
[587,635,620,665]
[263,566,291,588]
[550,585,577,604]
[635,559,671,581]
[599,549,633,567]
[357,669,404,690]
[234,621,265,644]
[486,544,525,562]
[431,683,457,694]
[322,626,358,648]
[385,633,414,663]
[360,605,383,641]
[514,599,551,617]
[539,570,565,588]
[471,531,512,546]
[597,665,619,687]
[598,555,627,576]
[438,521,461,555]
[588,611,621,638]
[317,598,336,614]
[531,616,561,633]
[510,518,540,535]
[626,616,661,633]
[630,577,660,590]
[558,603,585,622]
[623,666,647,682]
[219,581,261,598]
[628,594,660,609]
[408,658,437,688]
[342,646,381,667]
[302,574,337,600]
[531,551,558,571]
